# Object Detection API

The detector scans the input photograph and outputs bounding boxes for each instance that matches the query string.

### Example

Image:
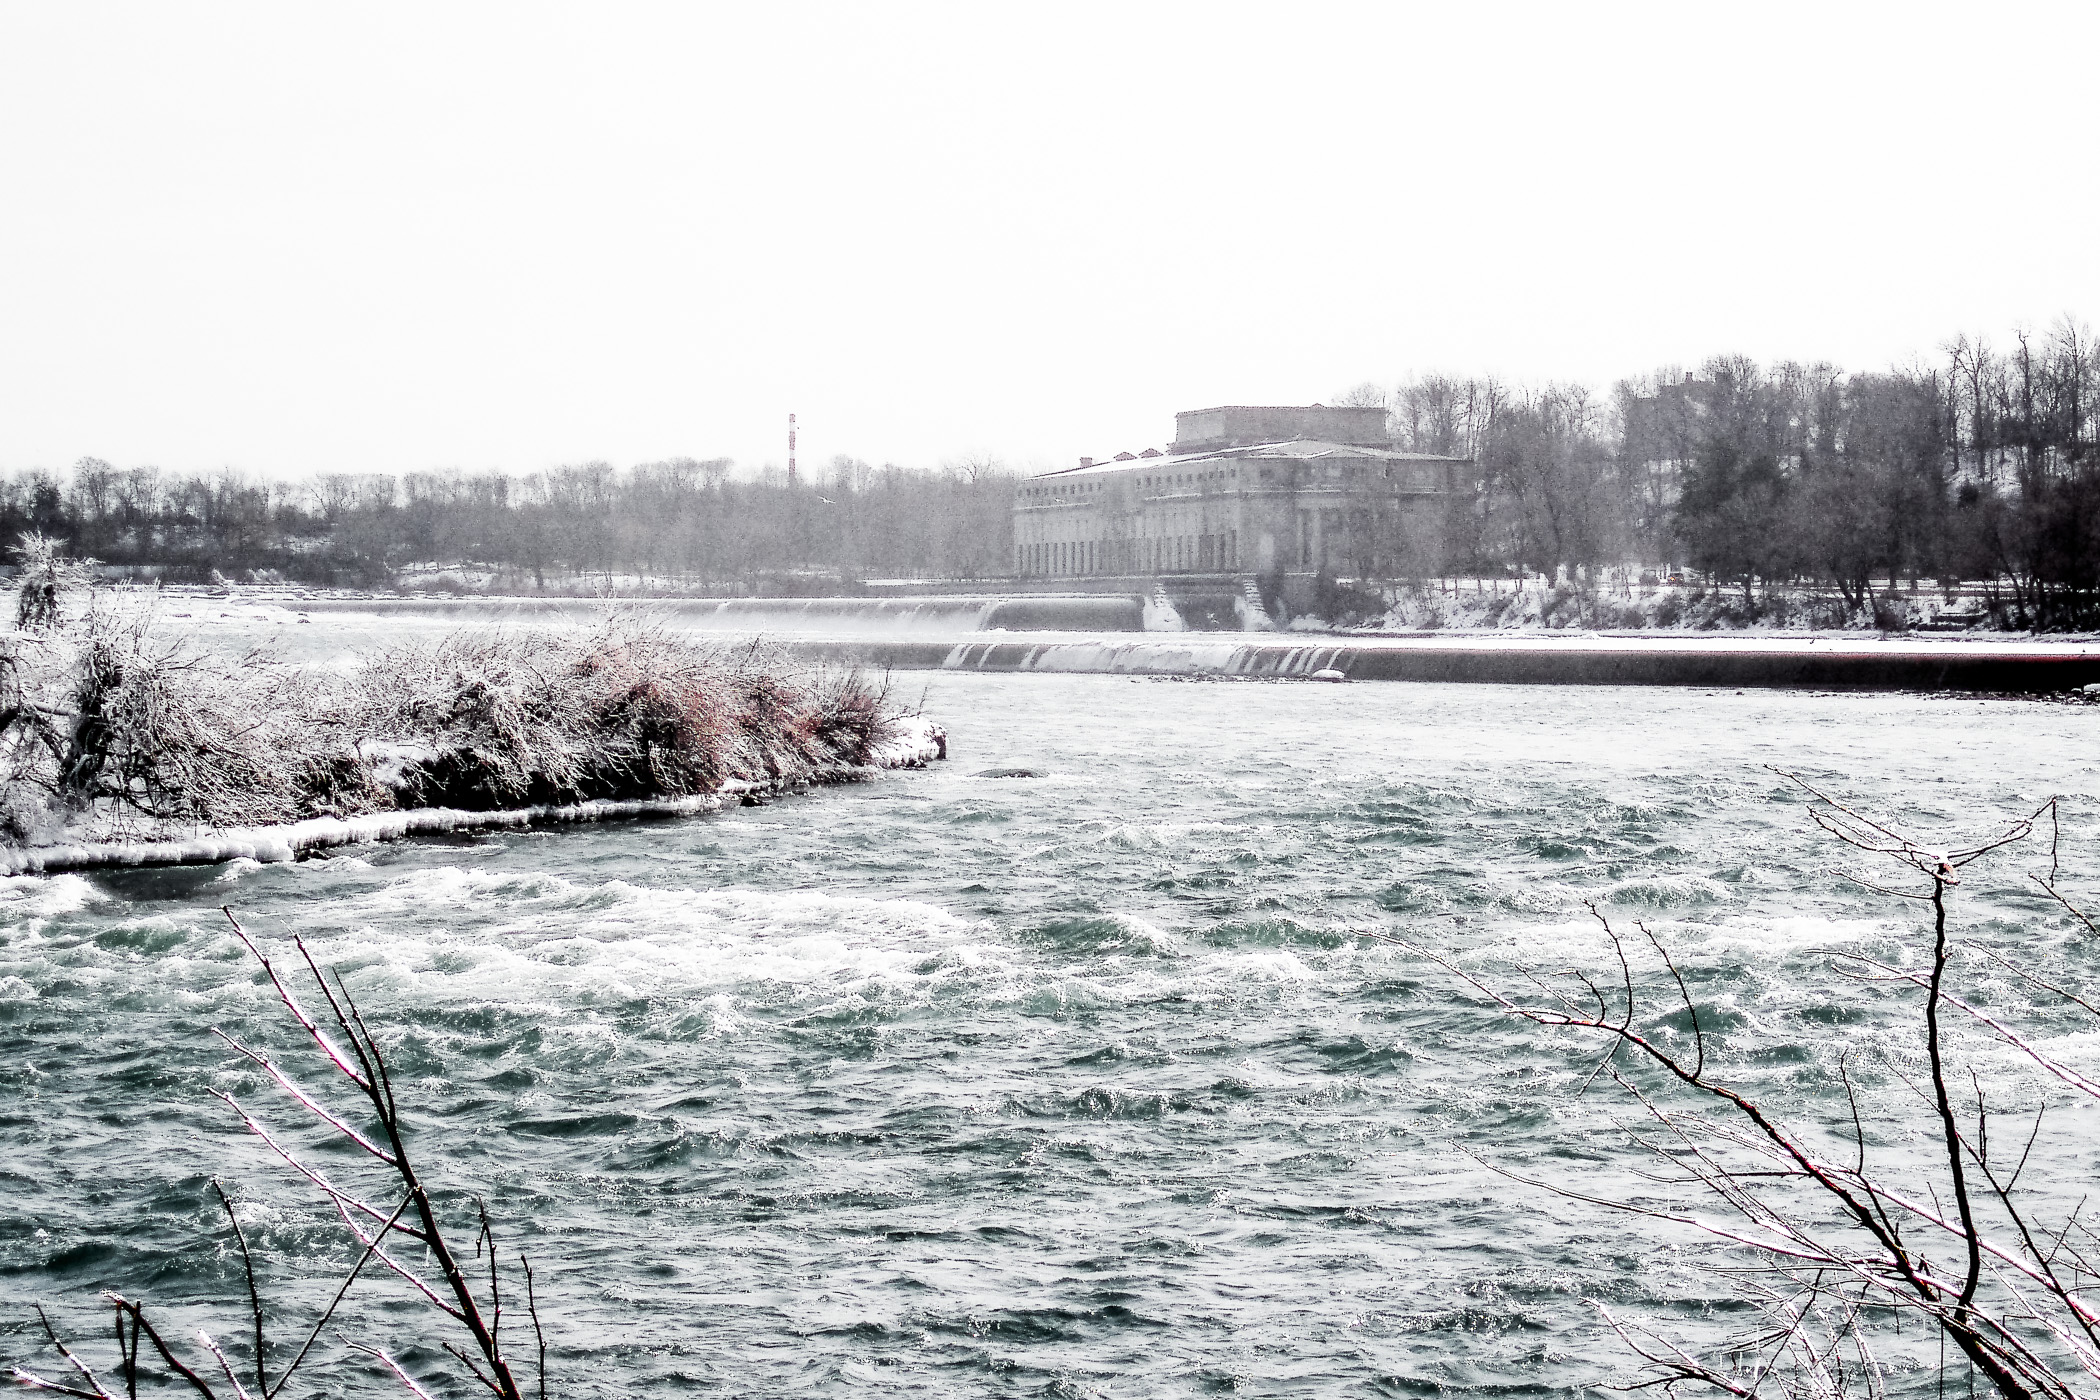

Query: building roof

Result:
[1030,439,1466,481]
[1173,404,1392,453]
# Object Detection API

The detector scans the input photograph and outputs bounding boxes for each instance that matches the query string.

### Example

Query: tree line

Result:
[1348,316,2099,627]
[8,317,2096,623]
[0,455,1016,592]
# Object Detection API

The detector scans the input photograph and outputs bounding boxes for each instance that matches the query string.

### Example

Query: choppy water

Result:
[3,672,2097,1397]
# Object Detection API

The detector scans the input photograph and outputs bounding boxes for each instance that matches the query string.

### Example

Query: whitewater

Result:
[2,660,2096,1395]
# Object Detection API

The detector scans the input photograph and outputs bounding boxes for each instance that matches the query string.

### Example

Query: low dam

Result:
[790,633,2100,692]
[270,595,2100,691]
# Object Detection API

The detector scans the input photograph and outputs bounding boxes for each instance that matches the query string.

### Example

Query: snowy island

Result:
[0,539,945,875]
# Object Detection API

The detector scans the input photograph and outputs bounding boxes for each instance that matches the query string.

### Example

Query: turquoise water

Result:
[2,673,2095,1396]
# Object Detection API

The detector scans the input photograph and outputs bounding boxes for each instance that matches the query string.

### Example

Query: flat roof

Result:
[1029,439,1468,481]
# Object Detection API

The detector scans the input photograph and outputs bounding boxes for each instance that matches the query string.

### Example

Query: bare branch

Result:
[266,1193,416,1398]
[209,1181,268,1398]
[211,1031,398,1166]
[217,910,371,1091]
[339,1340,439,1400]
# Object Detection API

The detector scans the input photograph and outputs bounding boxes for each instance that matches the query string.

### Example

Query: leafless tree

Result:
[1331,381,1390,409]
[10,909,551,1399]
[1396,769,2100,1398]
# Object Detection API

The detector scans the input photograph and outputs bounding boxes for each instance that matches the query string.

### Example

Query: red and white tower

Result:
[787,412,798,488]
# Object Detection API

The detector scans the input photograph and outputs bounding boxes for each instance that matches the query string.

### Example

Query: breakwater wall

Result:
[789,636,2100,692]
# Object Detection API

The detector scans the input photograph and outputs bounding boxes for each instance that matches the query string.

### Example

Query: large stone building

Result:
[1013,405,1472,581]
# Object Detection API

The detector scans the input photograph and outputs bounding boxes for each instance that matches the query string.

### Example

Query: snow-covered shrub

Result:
[67,618,376,828]
[1365,578,1930,634]
[0,562,371,839]
[351,625,895,809]
[12,534,93,634]
[0,543,902,846]
[1539,584,1586,628]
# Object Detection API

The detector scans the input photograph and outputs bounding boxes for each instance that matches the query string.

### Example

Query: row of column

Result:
[1016,532,1240,576]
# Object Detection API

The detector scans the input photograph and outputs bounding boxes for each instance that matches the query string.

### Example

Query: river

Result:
[2,652,2096,1395]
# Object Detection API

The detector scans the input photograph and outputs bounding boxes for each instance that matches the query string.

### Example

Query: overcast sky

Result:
[3,2,2095,480]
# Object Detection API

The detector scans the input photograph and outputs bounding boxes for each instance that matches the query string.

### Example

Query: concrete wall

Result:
[1173,405,1390,451]
[1014,443,1469,581]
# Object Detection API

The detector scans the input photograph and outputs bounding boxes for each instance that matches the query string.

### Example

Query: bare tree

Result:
[1331,381,1390,409]
[1397,771,2100,1398]
[9,910,550,1399]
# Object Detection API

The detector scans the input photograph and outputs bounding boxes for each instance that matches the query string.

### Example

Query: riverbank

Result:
[1,553,943,869]
[0,716,945,875]
[113,587,2100,692]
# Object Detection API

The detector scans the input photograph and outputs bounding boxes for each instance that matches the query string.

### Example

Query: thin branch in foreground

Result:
[13,910,550,1399]
[1398,773,2096,1399]
[209,1181,268,1399]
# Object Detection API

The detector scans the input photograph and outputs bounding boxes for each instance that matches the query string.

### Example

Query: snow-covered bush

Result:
[0,541,899,846]
[2,570,380,840]
[12,534,94,634]
[353,626,894,809]
[1369,578,1948,634]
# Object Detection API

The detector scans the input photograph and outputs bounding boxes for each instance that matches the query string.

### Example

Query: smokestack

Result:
[788,412,798,488]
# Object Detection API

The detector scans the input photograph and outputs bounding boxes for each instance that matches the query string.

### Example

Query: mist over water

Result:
[2,668,2096,1396]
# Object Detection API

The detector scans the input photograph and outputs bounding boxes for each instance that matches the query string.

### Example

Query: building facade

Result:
[1013,405,1472,579]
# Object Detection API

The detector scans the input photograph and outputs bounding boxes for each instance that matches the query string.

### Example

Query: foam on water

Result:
[0,873,102,919]
[2,672,2096,1397]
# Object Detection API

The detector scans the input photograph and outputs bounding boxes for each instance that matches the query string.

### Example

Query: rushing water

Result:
[2,666,2097,1396]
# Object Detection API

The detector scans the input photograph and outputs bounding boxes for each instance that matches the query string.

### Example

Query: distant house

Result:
[1012,405,1472,579]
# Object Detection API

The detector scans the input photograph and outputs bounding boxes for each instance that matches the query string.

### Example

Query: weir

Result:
[282,595,2100,690]
[788,635,2100,692]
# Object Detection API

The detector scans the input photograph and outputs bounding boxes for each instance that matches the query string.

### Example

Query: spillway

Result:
[789,633,2100,692]
[271,595,2100,690]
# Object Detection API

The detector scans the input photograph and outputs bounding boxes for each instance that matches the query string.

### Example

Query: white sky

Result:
[2,2,2095,480]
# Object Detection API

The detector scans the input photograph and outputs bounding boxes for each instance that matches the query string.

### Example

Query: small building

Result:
[1013,405,1472,580]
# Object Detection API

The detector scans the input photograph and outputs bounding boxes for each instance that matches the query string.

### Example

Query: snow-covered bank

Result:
[0,717,945,875]
[2,544,948,869]
[1369,580,2014,634]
